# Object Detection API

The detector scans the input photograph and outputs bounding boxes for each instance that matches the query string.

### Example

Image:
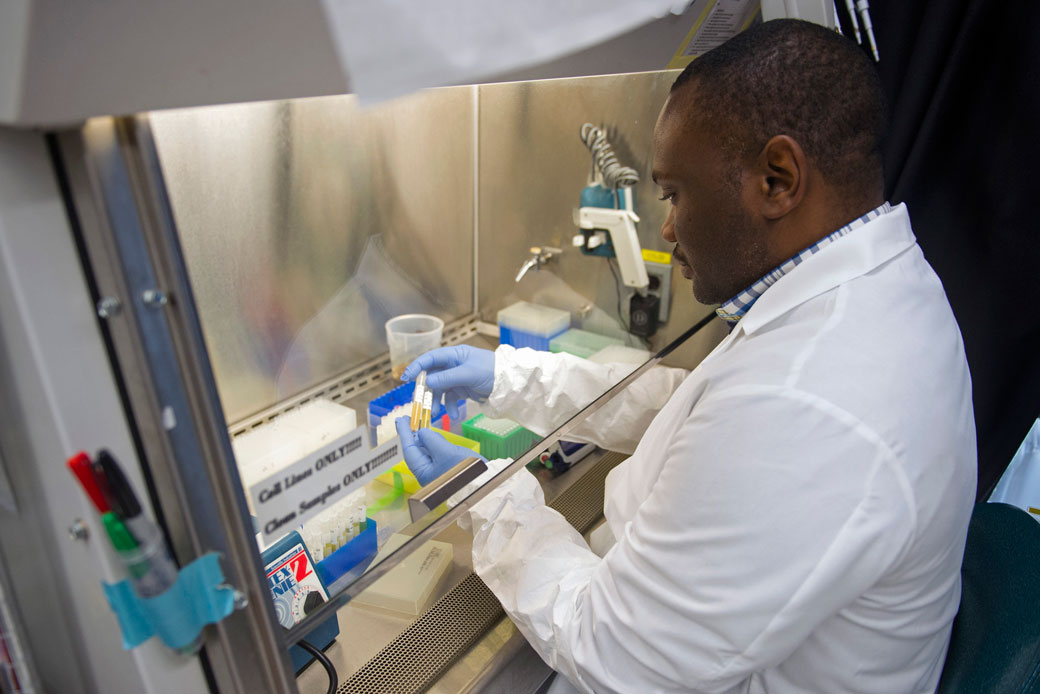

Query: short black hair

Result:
[670,19,885,197]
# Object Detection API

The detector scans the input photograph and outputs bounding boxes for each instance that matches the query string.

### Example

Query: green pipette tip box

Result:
[549,329,624,359]
[461,414,538,460]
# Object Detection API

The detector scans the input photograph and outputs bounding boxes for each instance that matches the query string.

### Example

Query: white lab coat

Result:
[466,204,977,694]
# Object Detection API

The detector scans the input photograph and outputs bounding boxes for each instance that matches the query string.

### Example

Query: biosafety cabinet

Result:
[0,3,827,693]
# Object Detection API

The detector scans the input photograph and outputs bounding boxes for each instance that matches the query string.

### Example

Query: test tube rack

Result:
[368,381,467,446]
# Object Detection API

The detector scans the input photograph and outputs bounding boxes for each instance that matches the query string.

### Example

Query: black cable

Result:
[297,638,338,694]
[607,257,626,329]
[607,258,651,349]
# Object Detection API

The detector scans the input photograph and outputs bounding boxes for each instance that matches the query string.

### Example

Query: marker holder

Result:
[101,530,237,653]
[115,523,182,598]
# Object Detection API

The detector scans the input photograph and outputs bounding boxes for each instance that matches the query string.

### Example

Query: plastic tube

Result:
[410,371,427,431]
[856,0,879,61]
[421,389,433,429]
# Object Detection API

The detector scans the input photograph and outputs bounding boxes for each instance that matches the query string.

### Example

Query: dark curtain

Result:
[835,1,1040,500]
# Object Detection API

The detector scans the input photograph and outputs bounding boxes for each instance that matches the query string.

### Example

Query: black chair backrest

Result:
[937,502,1040,694]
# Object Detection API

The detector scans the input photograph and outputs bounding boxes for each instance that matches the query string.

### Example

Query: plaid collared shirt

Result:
[715,202,893,325]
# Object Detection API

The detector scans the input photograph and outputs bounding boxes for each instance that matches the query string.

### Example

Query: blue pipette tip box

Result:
[497,302,570,351]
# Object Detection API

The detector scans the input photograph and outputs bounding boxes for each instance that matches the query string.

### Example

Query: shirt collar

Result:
[715,202,893,325]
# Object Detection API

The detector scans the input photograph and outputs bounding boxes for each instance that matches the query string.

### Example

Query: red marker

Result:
[67,451,110,514]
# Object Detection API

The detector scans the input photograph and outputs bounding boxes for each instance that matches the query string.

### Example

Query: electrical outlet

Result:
[644,259,672,324]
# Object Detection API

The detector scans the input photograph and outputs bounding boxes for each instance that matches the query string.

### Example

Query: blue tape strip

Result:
[102,552,235,650]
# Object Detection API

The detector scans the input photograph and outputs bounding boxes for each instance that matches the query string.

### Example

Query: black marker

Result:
[95,449,149,541]
[94,449,180,593]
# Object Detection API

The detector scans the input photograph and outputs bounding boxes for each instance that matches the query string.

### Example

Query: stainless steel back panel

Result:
[477,72,729,367]
[149,73,724,427]
[150,89,477,422]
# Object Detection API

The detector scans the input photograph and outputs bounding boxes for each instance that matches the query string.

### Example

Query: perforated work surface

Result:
[550,450,627,535]
[338,451,627,694]
[337,573,501,694]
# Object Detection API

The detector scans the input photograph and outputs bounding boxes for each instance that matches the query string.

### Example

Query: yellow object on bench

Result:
[374,429,481,494]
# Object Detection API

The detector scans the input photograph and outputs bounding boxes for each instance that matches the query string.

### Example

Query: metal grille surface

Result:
[337,573,501,694]
[550,450,627,534]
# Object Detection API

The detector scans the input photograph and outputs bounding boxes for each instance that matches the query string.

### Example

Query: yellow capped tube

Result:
[421,389,433,429]
[410,371,427,431]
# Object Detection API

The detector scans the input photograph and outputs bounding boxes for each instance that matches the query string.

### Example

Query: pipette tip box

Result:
[588,344,651,365]
[462,414,538,460]
[351,535,454,617]
[232,399,358,504]
[549,328,624,359]
[497,301,570,351]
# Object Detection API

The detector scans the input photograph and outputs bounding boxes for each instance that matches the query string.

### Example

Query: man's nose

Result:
[661,207,676,242]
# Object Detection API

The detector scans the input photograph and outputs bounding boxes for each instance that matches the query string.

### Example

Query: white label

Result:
[249,425,402,543]
[683,0,756,58]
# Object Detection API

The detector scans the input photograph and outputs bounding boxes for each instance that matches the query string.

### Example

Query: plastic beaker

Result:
[385,314,444,379]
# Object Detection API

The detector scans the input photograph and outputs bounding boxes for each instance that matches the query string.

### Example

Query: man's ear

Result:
[752,135,806,220]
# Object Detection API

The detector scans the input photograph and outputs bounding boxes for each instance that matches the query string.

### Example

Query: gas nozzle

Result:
[515,246,561,283]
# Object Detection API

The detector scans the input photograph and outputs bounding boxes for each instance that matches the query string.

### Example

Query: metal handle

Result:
[408,456,488,522]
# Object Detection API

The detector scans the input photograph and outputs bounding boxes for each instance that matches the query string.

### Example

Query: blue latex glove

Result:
[400,345,495,419]
[395,416,486,486]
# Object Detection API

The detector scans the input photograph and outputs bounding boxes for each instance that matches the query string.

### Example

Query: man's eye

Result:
[658,193,676,203]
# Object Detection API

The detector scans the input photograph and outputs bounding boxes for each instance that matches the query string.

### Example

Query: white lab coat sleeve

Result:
[486,345,688,454]
[465,386,917,694]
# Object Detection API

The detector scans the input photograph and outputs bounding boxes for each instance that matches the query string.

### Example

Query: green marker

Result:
[102,512,137,551]
[103,512,151,581]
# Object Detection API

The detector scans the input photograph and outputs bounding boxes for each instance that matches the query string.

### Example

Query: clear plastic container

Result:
[116,522,204,655]
[385,314,444,379]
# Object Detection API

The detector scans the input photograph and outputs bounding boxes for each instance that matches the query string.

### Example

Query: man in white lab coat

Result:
[396,19,976,694]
